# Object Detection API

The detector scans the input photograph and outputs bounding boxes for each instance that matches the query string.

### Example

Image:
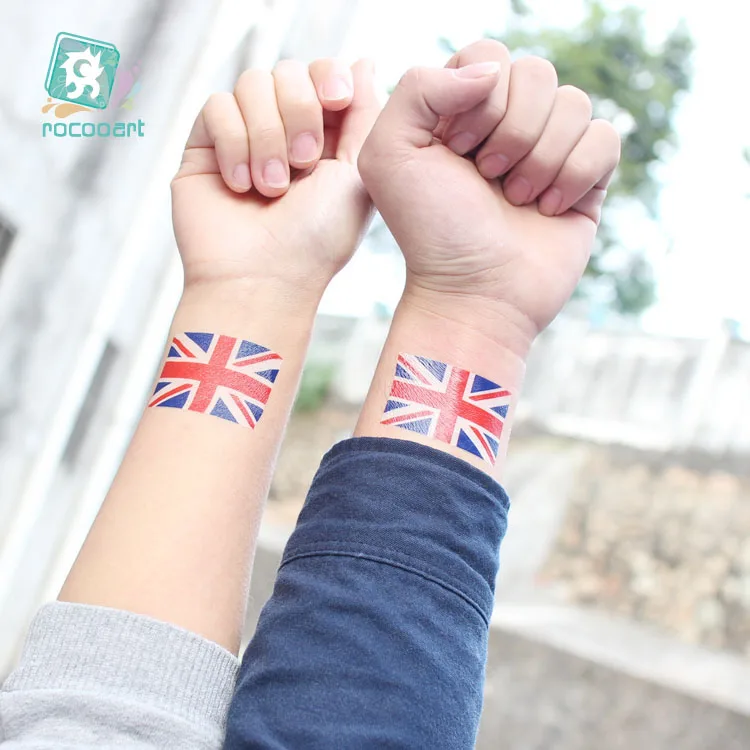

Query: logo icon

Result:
[45,32,120,110]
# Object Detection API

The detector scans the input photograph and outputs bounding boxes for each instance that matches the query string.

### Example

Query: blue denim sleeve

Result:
[224,437,509,750]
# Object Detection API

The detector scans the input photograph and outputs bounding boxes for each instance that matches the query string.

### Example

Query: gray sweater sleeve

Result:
[1,602,239,749]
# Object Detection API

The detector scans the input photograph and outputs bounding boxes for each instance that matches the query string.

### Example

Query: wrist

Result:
[399,281,535,365]
[179,277,322,328]
[353,288,527,478]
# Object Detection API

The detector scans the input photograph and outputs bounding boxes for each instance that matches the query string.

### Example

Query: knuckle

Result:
[204,91,232,114]
[516,55,558,84]
[216,132,248,152]
[291,99,323,120]
[397,66,424,91]
[565,157,596,183]
[592,118,621,142]
[480,38,510,58]
[457,38,509,62]
[558,85,592,116]
[234,69,254,90]
[273,58,306,77]
[591,119,622,161]
[310,56,337,69]
[234,68,269,93]
[516,150,549,176]
[250,124,284,144]
[482,98,508,125]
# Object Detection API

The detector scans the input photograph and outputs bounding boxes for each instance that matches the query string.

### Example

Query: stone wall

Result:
[541,444,750,655]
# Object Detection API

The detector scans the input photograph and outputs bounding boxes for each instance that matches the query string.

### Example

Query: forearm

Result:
[59,280,320,653]
[354,284,528,480]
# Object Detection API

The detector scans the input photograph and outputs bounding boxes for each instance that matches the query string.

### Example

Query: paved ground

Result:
[477,627,750,750]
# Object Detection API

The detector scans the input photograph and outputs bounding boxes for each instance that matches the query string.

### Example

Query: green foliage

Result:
[294,361,336,413]
[510,0,531,15]
[497,0,694,313]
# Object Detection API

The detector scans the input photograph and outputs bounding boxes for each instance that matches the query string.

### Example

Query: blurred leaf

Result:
[510,0,531,15]
[438,36,456,54]
[294,362,335,413]
[613,257,657,314]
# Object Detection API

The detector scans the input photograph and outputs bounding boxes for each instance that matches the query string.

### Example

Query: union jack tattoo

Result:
[381,353,512,465]
[148,332,281,428]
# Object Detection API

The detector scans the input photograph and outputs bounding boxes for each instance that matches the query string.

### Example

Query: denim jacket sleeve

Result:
[225,437,509,749]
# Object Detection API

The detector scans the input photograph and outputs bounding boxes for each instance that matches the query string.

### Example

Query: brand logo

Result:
[41,32,145,139]
[45,32,120,109]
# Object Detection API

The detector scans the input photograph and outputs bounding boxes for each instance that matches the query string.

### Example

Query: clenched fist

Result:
[358,40,621,356]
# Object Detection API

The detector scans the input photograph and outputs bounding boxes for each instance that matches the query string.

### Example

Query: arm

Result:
[1,58,380,748]
[356,39,619,478]
[59,57,380,654]
[226,41,620,749]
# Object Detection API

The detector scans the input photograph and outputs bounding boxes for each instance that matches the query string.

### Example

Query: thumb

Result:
[370,61,500,152]
[336,59,383,164]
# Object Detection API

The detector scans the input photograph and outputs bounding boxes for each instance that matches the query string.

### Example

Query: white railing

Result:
[518,324,750,455]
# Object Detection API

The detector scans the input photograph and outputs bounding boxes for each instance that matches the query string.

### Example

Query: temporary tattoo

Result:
[381,353,512,465]
[148,332,281,428]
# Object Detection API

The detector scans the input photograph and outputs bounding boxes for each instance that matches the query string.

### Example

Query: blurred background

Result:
[1,0,749,746]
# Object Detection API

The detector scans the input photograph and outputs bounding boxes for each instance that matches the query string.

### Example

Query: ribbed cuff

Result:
[4,602,240,729]
[282,437,510,624]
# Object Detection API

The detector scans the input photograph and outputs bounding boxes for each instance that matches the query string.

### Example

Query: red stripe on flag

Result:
[233,352,283,367]
[470,425,496,466]
[231,393,256,427]
[172,338,197,358]
[381,409,435,426]
[149,382,192,407]
[397,355,432,385]
[470,389,512,401]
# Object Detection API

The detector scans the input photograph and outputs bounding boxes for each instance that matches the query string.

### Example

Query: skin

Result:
[59,58,381,654]
[354,40,621,479]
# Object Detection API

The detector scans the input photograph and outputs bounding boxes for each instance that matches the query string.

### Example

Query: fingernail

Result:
[504,174,533,205]
[478,153,510,178]
[232,163,251,190]
[447,132,477,156]
[322,76,352,101]
[292,132,318,163]
[455,61,501,79]
[540,187,563,216]
[262,159,288,188]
